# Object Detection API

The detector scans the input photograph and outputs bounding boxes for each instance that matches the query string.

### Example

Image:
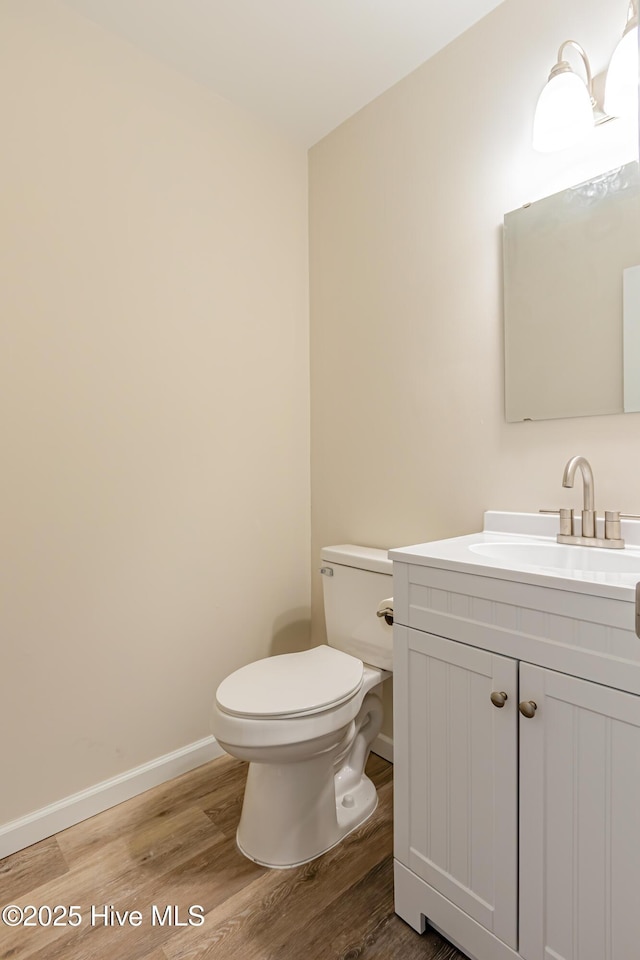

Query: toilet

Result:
[211,544,393,869]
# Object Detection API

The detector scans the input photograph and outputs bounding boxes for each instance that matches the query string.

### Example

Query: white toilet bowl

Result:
[212,645,389,868]
[211,544,393,869]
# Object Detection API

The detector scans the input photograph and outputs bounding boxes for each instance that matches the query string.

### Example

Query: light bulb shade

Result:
[533,70,595,152]
[604,25,639,118]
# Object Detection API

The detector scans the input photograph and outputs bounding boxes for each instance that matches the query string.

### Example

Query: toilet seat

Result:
[216,645,364,719]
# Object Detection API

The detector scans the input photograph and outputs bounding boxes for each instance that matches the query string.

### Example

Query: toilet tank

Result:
[320,544,393,671]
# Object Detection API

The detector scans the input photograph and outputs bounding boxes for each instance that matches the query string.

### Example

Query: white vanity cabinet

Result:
[518,664,640,960]
[392,550,640,960]
[394,626,519,951]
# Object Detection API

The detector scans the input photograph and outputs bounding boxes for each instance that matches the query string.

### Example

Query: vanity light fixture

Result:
[604,0,639,119]
[533,2,639,153]
[532,41,598,152]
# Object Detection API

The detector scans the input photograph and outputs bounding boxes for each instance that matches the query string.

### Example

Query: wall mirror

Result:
[503,159,640,422]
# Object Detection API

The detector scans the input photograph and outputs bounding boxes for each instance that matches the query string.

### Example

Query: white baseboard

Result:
[1,730,391,861]
[371,733,394,763]
[0,735,223,860]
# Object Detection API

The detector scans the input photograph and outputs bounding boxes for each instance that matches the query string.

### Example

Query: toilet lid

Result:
[215,645,364,719]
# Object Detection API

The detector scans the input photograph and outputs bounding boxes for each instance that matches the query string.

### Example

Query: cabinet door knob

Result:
[519,700,537,719]
[490,691,508,708]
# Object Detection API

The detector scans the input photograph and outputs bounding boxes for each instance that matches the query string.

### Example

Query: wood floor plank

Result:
[0,838,134,960]
[198,765,247,839]
[14,806,265,960]
[364,752,394,789]
[0,808,224,960]
[0,837,69,906]
[245,853,465,960]
[261,856,396,960]
[159,853,289,960]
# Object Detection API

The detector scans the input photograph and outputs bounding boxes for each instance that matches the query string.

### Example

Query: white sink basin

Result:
[389,512,640,600]
[469,541,640,575]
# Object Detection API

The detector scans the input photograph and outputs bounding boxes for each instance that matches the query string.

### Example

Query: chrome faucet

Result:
[562,455,596,538]
[556,455,624,548]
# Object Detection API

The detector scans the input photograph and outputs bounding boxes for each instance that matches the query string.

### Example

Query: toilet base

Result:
[237,768,378,869]
[235,691,384,868]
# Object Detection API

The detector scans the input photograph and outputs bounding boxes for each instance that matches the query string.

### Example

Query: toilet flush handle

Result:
[376,600,394,626]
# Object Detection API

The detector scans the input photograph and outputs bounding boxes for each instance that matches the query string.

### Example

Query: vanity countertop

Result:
[389,511,640,603]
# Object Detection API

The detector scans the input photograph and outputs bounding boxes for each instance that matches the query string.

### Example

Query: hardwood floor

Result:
[0,754,465,960]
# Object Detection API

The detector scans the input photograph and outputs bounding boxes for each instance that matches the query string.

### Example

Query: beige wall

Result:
[309,0,640,725]
[2,0,636,827]
[0,0,309,825]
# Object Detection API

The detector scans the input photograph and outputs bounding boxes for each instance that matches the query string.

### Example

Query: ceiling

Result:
[62,0,506,147]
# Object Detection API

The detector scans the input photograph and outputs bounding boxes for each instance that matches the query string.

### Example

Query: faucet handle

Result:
[539,508,574,535]
[559,508,574,537]
[605,511,622,541]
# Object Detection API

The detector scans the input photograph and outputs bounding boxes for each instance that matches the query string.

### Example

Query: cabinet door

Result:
[394,626,518,949]
[519,664,640,960]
